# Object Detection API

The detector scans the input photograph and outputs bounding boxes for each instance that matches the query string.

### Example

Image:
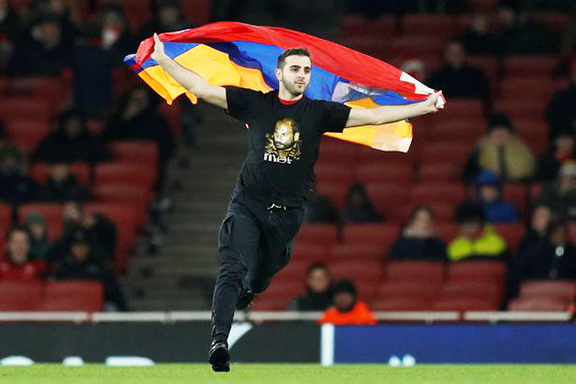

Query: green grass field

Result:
[1,364,576,384]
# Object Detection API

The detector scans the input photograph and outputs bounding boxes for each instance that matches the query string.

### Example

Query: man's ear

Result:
[275,68,282,82]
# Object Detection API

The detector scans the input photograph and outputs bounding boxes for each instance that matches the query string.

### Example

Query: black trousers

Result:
[210,188,305,342]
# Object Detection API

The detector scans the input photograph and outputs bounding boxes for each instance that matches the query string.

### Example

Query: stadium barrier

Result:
[0,311,573,365]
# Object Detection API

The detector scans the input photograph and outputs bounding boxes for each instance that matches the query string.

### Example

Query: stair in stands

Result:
[124,104,247,311]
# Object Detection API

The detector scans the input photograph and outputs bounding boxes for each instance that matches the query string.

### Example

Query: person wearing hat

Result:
[475,170,519,223]
[23,212,53,260]
[318,280,377,325]
[447,202,508,262]
[463,113,535,183]
[537,129,576,181]
[537,160,576,221]
[54,229,127,311]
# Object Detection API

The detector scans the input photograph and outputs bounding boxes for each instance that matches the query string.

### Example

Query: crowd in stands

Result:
[0,0,202,312]
[250,0,576,317]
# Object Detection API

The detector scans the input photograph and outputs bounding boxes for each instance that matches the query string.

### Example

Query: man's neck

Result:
[278,87,303,103]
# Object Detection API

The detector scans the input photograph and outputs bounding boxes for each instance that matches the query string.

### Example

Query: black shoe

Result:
[209,341,230,372]
[236,288,255,310]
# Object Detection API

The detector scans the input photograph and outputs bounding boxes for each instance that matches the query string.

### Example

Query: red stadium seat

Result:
[314,161,354,186]
[295,224,337,249]
[534,13,570,35]
[420,142,474,165]
[7,77,65,105]
[315,181,349,208]
[468,56,499,92]
[290,243,330,264]
[0,281,43,311]
[410,183,466,206]
[493,98,546,120]
[341,15,396,38]
[438,281,503,304]
[341,223,400,248]
[439,99,484,121]
[403,14,458,39]
[493,223,525,254]
[274,260,315,282]
[330,259,383,300]
[435,222,459,243]
[36,281,103,312]
[181,0,210,25]
[0,98,51,120]
[448,260,506,283]
[468,0,499,11]
[391,34,446,57]
[364,182,410,222]
[318,137,359,165]
[377,281,439,301]
[500,78,557,101]
[4,118,50,153]
[371,298,433,311]
[418,162,461,182]
[30,163,91,188]
[502,184,528,219]
[356,162,415,185]
[262,280,304,303]
[93,184,150,228]
[253,296,291,311]
[0,204,11,228]
[425,119,485,141]
[330,243,387,262]
[508,297,569,312]
[519,280,576,303]
[108,141,159,168]
[504,56,559,78]
[385,261,445,284]
[95,163,156,190]
[433,297,498,311]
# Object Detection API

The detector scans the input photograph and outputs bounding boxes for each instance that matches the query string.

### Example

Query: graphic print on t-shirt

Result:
[264,118,302,164]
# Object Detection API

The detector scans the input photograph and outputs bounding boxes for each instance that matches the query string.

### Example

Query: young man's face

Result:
[276,55,312,96]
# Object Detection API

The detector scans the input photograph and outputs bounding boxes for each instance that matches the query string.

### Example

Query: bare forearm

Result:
[372,102,433,125]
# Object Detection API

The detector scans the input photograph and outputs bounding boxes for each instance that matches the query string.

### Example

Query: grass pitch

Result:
[1,364,575,384]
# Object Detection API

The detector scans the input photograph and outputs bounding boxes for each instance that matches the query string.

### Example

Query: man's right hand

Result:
[151,33,167,64]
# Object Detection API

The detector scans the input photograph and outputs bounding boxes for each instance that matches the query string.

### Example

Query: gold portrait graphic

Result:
[265,118,302,161]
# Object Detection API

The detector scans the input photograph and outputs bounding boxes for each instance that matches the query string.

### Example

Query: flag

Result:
[125,21,443,152]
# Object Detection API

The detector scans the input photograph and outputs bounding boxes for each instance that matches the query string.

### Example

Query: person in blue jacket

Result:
[475,170,520,223]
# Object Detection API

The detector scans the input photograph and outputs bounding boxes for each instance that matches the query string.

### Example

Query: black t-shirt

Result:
[225,87,351,207]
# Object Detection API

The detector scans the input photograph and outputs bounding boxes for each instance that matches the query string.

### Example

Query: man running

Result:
[151,33,444,372]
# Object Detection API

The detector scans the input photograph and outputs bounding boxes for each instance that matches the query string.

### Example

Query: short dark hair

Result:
[307,262,328,277]
[277,47,311,69]
[6,225,30,241]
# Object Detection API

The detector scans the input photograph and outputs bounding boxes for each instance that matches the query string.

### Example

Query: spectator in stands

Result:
[52,200,117,265]
[448,202,508,262]
[54,230,127,311]
[0,226,45,280]
[0,0,21,74]
[458,13,498,55]
[86,4,135,64]
[463,113,536,183]
[303,190,338,224]
[513,220,576,291]
[33,109,110,164]
[24,212,53,260]
[517,204,555,253]
[390,206,447,261]
[0,119,26,165]
[291,263,333,311]
[474,171,520,223]
[39,163,89,202]
[27,0,80,46]
[104,86,175,185]
[426,40,489,100]
[537,161,576,221]
[138,0,193,43]
[318,280,377,325]
[495,5,558,55]
[537,129,576,182]
[547,58,576,140]
[9,14,72,76]
[401,58,426,80]
[339,184,382,224]
[0,150,38,205]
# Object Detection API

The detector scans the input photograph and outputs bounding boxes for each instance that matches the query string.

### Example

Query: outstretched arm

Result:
[345,92,444,128]
[151,33,227,109]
